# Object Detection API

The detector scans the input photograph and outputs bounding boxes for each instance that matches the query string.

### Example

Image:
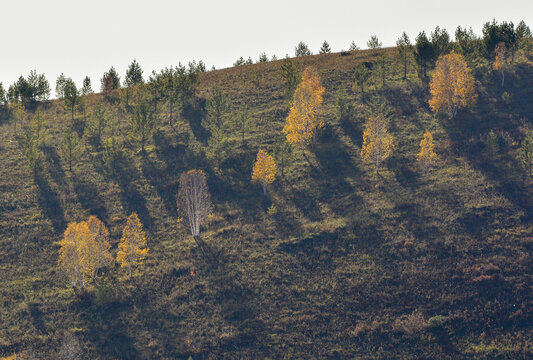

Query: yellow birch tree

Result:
[58,221,94,289]
[116,213,148,277]
[428,51,477,119]
[493,42,507,87]
[86,215,113,279]
[417,130,437,175]
[360,115,394,174]
[283,67,325,155]
[252,149,277,195]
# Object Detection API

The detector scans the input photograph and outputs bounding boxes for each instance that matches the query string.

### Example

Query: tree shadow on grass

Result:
[182,97,208,143]
[72,174,108,222]
[33,170,66,233]
[40,145,67,189]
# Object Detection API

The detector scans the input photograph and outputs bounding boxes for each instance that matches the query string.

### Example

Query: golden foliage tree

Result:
[283,67,325,154]
[177,170,212,237]
[417,130,437,175]
[58,221,94,289]
[493,42,507,87]
[116,213,148,277]
[252,149,277,194]
[58,216,113,289]
[428,51,477,119]
[86,215,113,279]
[360,115,394,174]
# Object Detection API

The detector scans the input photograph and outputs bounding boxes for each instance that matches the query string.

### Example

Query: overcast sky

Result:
[1,0,532,94]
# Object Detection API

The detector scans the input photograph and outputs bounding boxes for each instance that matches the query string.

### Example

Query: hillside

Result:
[0,48,532,359]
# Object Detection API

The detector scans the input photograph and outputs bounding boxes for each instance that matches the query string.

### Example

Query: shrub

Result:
[427,315,447,329]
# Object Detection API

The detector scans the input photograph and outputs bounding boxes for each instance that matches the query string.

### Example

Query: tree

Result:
[63,78,79,121]
[319,41,331,54]
[360,114,394,174]
[428,51,477,119]
[273,135,293,178]
[414,31,434,78]
[375,52,391,88]
[295,41,312,56]
[252,149,277,195]
[455,26,481,62]
[203,87,230,146]
[130,99,157,153]
[81,76,93,95]
[482,19,517,59]
[86,216,113,280]
[100,73,114,99]
[516,20,532,57]
[60,128,81,171]
[281,58,301,100]
[107,67,121,89]
[521,131,533,179]
[353,63,372,95]
[57,221,93,289]
[367,35,382,50]
[56,73,67,99]
[31,110,46,145]
[116,213,148,278]
[235,106,251,147]
[177,170,212,237]
[258,52,268,62]
[0,82,6,106]
[86,104,109,150]
[396,32,413,79]
[493,42,508,87]
[417,130,437,175]
[283,67,325,155]
[234,56,246,66]
[430,26,452,59]
[349,41,360,51]
[125,59,144,87]
[8,102,26,135]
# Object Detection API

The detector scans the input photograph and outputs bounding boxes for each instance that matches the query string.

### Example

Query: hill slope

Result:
[0,49,532,359]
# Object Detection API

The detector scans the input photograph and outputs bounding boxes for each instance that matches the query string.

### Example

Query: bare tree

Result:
[177,170,212,237]
[58,332,83,360]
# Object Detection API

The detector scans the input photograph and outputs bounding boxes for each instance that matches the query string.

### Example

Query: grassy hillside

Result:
[0,48,532,359]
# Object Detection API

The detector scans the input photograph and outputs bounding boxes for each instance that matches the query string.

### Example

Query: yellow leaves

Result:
[283,67,325,152]
[58,216,112,289]
[116,213,148,277]
[417,130,437,174]
[360,115,394,173]
[429,51,477,119]
[493,42,507,71]
[252,149,277,194]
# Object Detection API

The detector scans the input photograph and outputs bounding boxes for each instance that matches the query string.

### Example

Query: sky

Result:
[1,0,532,95]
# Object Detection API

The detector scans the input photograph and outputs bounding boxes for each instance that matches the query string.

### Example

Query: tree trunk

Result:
[501,69,505,87]
[263,183,266,195]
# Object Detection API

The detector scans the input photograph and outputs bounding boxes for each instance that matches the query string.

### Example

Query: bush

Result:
[427,315,447,329]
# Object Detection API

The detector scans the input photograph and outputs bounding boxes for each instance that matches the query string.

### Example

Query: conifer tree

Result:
[396,32,413,79]
[0,82,6,106]
[281,58,301,100]
[81,76,93,95]
[252,149,277,195]
[349,41,360,51]
[258,53,268,62]
[353,63,371,95]
[273,135,293,178]
[9,102,26,135]
[60,128,80,171]
[367,35,382,50]
[319,41,331,54]
[235,106,251,147]
[56,73,67,99]
[283,67,325,155]
[430,26,452,59]
[63,78,79,121]
[125,59,144,87]
[417,130,437,175]
[116,213,148,278]
[360,114,394,174]
[429,51,477,119]
[130,99,157,153]
[295,41,312,56]
[203,87,230,147]
[414,31,434,78]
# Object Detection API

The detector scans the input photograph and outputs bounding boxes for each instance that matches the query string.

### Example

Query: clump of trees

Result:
[6,70,50,107]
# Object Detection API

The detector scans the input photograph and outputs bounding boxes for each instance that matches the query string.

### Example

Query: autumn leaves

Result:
[58,213,148,288]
